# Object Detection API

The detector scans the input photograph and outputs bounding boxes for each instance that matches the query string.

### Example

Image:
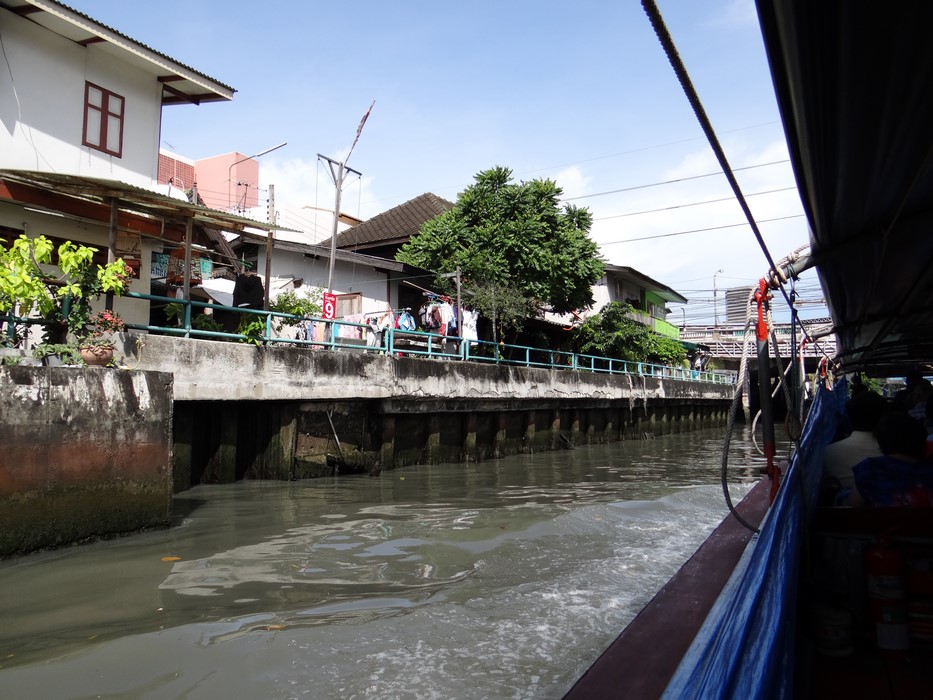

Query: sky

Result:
[64,0,822,325]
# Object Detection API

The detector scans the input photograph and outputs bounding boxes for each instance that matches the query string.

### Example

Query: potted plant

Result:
[78,310,125,366]
[32,342,82,366]
[0,233,132,347]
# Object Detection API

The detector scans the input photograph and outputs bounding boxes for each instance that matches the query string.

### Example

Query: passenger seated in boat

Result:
[908,378,933,423]
[822,390,886,496]
[926,394,933,457]
[845,413,933,508]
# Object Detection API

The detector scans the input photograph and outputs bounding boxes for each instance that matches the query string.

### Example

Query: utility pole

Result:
[319,155,362,294]
[713,269,724,327]
[320,101,374,295]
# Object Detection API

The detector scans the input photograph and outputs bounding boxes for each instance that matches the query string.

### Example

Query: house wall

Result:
[0,8,163,186]
[0,202,155,331]
[195,153,260,211]
[257,248,398,317]
[157,149,196,189]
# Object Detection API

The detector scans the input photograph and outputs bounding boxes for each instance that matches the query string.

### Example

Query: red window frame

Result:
[82,81,125,157]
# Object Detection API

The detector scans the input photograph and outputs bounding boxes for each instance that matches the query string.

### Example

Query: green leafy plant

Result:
[164,302,185,327]
[271,288,322,325]
[571,302,688,366]
[397,166,605,336]
[237,315,266,345]
[32,342,82,365]
[0,234,132,345]
[192,313,223,333]
[79,309,125,350]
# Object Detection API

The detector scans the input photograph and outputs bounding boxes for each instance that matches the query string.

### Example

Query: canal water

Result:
[0,426,779,699]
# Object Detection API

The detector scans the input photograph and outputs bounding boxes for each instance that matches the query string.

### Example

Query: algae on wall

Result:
[0,366,173,557]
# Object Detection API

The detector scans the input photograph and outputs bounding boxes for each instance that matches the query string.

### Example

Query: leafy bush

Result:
[272,288,321,325]
[571,302,687,366]
[0,234,131,345]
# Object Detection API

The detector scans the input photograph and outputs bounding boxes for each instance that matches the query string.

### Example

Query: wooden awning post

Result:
[264,184,274,310]
[183,216,193,300]
[106,198,119,310]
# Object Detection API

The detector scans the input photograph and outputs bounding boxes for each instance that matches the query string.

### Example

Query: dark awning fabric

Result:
[756,1,933,374]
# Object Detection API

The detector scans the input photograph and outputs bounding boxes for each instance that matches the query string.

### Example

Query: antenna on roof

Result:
[319,100,375,295]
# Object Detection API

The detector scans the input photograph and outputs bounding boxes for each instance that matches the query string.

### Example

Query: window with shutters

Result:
[82,82,124,157]
[336,293,362,317]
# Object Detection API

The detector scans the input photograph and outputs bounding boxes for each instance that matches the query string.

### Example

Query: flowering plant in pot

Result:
[0,234,132,347]
[78,310,125,366]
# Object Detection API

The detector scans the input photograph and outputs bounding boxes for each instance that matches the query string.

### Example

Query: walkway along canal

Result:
[0,333,734,555]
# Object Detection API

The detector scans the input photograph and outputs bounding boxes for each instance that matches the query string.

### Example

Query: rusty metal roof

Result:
[0,0,234,105]
[0,170,298,240]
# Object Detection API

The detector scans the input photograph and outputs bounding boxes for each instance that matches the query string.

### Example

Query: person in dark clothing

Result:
[847,413,933,507]
[216,273,265,333]
[233,273,265,309]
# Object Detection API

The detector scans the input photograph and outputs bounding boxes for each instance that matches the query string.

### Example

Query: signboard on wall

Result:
[323,292,336,320]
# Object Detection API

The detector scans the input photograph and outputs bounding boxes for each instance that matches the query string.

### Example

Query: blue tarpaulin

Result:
[662,381,847,699]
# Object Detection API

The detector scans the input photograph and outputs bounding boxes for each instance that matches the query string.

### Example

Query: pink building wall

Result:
[195,153,261,212]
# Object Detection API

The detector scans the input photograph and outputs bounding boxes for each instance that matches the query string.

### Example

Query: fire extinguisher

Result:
[864,538,910,654]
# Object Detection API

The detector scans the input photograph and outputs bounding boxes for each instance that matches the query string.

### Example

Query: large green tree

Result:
[571,302,687,366]
[396,166,604,336]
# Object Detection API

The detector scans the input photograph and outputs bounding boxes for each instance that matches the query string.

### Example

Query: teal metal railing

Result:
[2,292,736,385]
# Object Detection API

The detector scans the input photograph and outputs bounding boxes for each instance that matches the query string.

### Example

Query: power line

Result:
[594,186,797,221]
[599,213,805,245]
[561,160,791,202]
[517,120,783,177]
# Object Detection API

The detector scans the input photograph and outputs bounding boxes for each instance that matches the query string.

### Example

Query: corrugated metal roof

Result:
[604,264,688,304]
[0,170,296,239]
[0,0,234,104]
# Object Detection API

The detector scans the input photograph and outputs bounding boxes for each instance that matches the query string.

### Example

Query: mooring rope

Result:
[719,288,761,533]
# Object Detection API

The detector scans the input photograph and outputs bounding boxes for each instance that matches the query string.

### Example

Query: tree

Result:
[396,166,604,338]
[571,302,687,366]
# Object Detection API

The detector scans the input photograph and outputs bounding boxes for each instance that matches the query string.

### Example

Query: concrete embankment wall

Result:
[0,335,733,554]
[0,366,173,557]
[113,335,733,486]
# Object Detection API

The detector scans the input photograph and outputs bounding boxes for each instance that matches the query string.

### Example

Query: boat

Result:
[565,1,933,697]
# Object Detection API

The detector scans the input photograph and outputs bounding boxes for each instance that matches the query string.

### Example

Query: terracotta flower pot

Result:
[80,346,114,367]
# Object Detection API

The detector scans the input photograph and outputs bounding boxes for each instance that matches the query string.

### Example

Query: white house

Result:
[0,0,279,330]
[232,235,436,322]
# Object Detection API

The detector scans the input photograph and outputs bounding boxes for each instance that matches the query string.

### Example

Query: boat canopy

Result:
[757,1,933,376]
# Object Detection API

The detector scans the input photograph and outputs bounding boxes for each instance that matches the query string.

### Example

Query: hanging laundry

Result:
[461,308,479,342]
[398,309,416,331]
[437,301,454,336]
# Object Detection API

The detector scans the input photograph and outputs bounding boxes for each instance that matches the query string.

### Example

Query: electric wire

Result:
[600,214,805,245]
[641,0,782,278]
[594,186,797,221]
[562,159,791,203]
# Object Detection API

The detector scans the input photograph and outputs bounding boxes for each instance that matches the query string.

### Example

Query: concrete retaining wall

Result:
[137,333,734,482]
[0,366,173,557]
[116,333,732,404]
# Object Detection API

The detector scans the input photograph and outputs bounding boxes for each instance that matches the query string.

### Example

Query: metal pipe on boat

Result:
[768,250,816,289]
[755,278,779,502]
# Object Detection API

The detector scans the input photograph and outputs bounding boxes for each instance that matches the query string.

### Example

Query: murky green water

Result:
[0,427,777,699]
